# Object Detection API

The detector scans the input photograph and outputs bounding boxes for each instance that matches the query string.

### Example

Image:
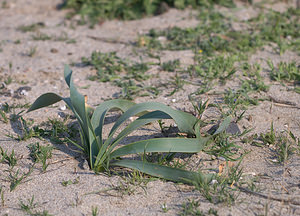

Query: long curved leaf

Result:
[111,111,171,147]
[111,159,213,184]
[110,137,209,159]
[91,99,136,133]
[108,102,198,142]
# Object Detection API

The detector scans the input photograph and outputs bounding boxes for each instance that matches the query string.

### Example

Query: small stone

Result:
[60,105,66,111]
[210,179,218,185]
[50,48,58,53]
[20,89,28,96]
[171,99,176,103]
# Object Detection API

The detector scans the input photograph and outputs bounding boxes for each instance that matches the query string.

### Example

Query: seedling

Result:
[260,123,297,164]
[191,160,243,205]
[92,206,99,216]
[161,203,169,213]
[61,177,79,187]
[268,60,300,83]
[6,166,33,191]
[27,46,37,57]
[17,22,45,32]
[26,65,233,183]
[19,195,52,216]
[180,199,203,216]
[32,32,52,41]
[161,59,180,72]
[0,147,18,168]
[27,142,53,171]
[9,116,41,141]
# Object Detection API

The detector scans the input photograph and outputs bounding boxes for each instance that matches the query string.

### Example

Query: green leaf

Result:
[111,159,213,184]
[213,116,232,135]
[27,93,63,113]
[110,137,209,159]
[109,102,198,138]
[112,111,172,147]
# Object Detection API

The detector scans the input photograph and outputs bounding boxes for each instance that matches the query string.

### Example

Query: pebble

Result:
[20,89,28,96]
[60,105,66,111]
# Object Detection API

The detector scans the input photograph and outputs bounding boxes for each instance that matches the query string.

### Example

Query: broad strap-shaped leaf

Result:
[110,111,172,148]
[108,102,198,140]
[66,67,98,167]
[110,137,209,159]
[27,93,63,113]
[91,99,136,145]
[111,159,213,184]
[64,65,72,88]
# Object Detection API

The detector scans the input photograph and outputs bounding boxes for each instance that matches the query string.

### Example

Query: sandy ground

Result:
[0,0,300,215]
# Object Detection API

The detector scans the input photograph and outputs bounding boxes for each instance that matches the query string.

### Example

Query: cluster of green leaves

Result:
[27,142,54,171]
[141,8,300,57]
[268,61,300,83]
[260,123,298,164]
[0,147,18,168]
[188,54,238,84]
[83,51,150,82]
[19,196,53,216]
[82,51,159,99]
[180,199,218,215]
[63,0,235,26]
[141,11,263,58]
[6,167,33,191]
[241,63,269,93]
[191,160,243,205]
[250,8,300,55]
[267,60,300,93]
[27,65,235,184]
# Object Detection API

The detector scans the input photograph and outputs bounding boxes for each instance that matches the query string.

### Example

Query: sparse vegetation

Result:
[63,0,235,26]
[1,1,300,215]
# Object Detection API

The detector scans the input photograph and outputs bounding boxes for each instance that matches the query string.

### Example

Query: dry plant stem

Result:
[268,95,300,109]
[87,35,131,45]
[236,185,300,206]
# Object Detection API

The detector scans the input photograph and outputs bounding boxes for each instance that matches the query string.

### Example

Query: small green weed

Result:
[9,116,41,141]
[27,46,37,57]
[0,147,18,168]
[260,123,297,164]
[204,131,242,161]
[161,203,169,213]
[180,199,204,216]
[241,63,269,92]
[192,160,243,205]
[268,60,300,83]
[189,55,237,84]
[20,195,53,216]
[6,166,33,191]
[84,51,149,82]
[92,206,99,216]
[61,177,80,187]
[27,142,53,171]
[250,8,300,55]
[161,59,180,72]
[17,22,45,32]
[63,0,235,27]
[32,32,52,41]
